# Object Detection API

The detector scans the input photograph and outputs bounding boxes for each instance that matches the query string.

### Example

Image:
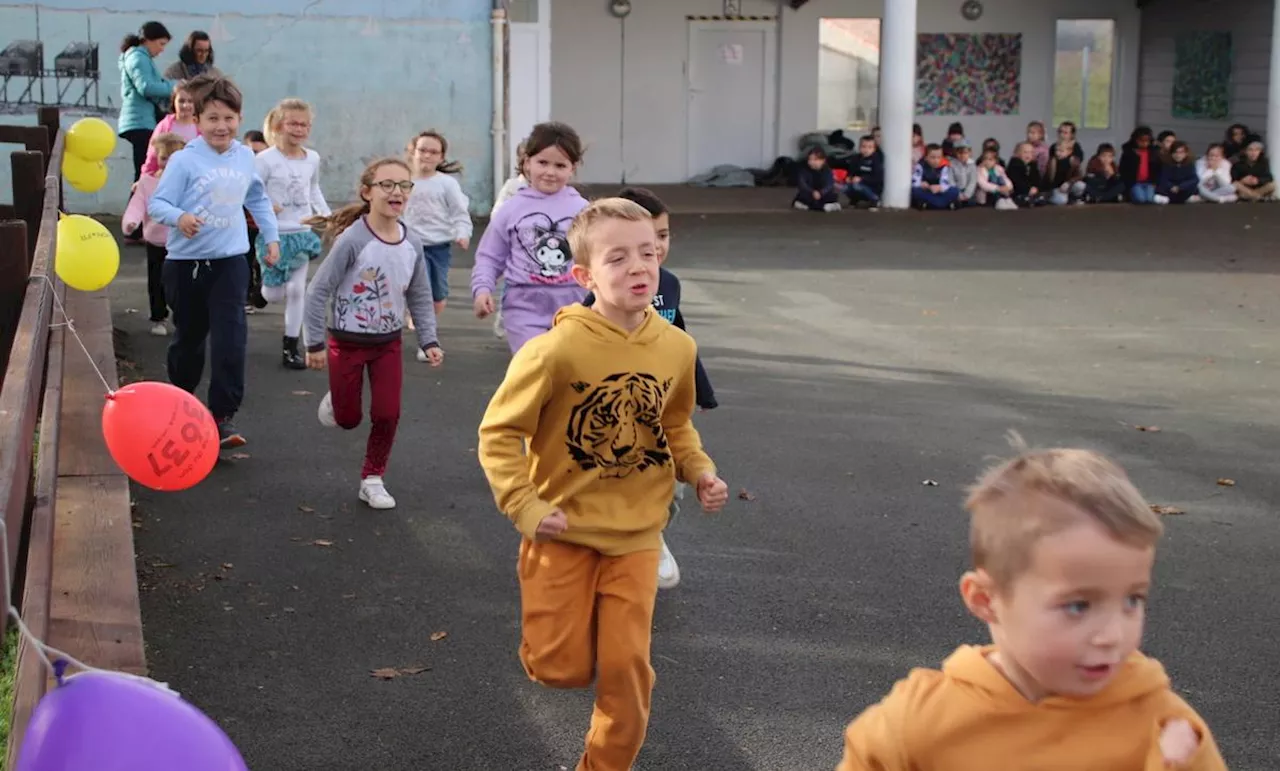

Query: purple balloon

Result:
[16,671,247,771]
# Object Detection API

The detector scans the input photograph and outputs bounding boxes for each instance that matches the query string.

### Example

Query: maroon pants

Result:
[327,337,402,479]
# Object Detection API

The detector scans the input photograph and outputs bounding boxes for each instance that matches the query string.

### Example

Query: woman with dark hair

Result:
[164,30,223,81]
[117,21,174,182]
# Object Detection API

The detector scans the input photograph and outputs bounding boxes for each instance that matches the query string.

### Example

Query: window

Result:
[817,18,880,132]
[1053,19,1115,130]
[508,0,538,24]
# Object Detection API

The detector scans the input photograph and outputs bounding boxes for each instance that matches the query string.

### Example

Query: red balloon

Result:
[101,381,219,491]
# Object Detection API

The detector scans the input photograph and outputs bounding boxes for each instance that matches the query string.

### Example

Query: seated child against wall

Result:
[948,141,979,207]
[1084,144,1125,204]
[1156,141,1199,204]
[845,135,884,208]
[941,122,966,158]
[836,442,1228,771]
[793,146,840,212]
[1196,144,1237,204]
[981,137,1006,169]
[974,149,1017,210]
[1006,142,1049,208]
[1045,141,1086,205]
[1231,140,1277,202]
[911,144,961,211]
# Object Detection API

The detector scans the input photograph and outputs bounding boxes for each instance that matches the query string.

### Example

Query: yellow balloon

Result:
[62,152,108,194]
[56,214,120,292]
[65,117,117,162]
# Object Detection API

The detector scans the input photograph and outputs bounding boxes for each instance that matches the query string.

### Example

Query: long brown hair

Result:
[406,130,462,175]
[305,158,411,245]
[519,121,584,176]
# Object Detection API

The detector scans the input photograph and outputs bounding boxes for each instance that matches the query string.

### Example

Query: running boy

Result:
[478,198,729,771]
[836,443,1227,770]
[581,186,718,590]
[149,74,279,448]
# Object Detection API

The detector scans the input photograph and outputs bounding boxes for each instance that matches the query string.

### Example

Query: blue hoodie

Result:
[149,136,279,260]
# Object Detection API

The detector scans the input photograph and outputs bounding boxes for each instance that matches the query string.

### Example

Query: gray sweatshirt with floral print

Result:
[303,217,439,353]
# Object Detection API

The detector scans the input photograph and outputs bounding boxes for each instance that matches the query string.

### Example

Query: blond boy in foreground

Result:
[838,443,1227,770]
[478,198,729,770]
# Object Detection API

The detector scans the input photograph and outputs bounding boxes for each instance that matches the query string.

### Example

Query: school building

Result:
[506,0,1280,208]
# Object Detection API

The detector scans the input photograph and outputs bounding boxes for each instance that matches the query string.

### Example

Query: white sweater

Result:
[254,147,331,234]
[403,173,473,246]
[1196,158,1233,192]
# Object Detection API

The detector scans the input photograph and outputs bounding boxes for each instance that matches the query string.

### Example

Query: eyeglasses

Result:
[373,180,415,193]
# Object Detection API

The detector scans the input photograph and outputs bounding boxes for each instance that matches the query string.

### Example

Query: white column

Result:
[880,0,918,209]
[1270,0,1280,182]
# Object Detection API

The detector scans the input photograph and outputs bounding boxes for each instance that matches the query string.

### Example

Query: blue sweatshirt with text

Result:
[148,137,279,260]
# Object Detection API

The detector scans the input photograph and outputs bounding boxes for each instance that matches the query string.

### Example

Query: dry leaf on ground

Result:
[221,563,234,570]
[737,489,756,501]
[311,539,334,548]
[292,390,313,396]
[370,665,430,680]
[1216,478,1236,487]
[298,505,315,513]
[430,631,448,642]
[1135,425,1161,432]
[229,452,250,460]
[1150,504,1186,516]
[922,479,939,486]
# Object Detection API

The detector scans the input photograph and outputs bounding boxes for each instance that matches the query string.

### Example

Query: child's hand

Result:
[272,202,283,214]
[535,509,568,540]
[474,291,495,319]
[265,241,281,266]
[306,351,326,370]
[1159,719,1199,766]
[177,213,204,238]
[422,346,444,367]
[812,190,821,200]
[122,221,139,236]
[455,237,470,250]
[696,472,729,513]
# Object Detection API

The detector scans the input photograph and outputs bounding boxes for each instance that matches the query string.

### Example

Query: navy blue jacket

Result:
[582,267,717,409]
[1158,161,1198,194]
[849,153,884,194]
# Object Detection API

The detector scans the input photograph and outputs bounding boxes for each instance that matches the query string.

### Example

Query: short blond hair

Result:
[150,131,187,158]
[566,197,652,267]
[965,438,1163,587]
[263,98,312,146]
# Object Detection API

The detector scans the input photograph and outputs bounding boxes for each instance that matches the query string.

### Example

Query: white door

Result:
[507,0,551,176]
[686,22,777,178]
[509,25,542,172]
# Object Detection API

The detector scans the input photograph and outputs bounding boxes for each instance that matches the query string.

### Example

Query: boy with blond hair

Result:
[478,197,729,770]
[837,442,1227,771]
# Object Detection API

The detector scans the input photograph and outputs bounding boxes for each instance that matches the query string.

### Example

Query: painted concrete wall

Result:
[1137,0,1274,151]
[0,0,495,214]
[550,0,1142,184]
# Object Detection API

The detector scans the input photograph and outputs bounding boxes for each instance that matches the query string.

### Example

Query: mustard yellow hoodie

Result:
[838,645,1227,771]
[478,304,716,556]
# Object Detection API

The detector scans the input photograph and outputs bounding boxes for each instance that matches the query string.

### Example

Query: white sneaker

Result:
[1188,195,1203,203]
[793,200,807,210]
[995,198,1018,211]
[149,321,167,336]
[318,392,337,428]
[359,476,396,510]
[1153,194,1170,205]
[822,202,842,212]
[416,348,428,363]
[656,536,680,589]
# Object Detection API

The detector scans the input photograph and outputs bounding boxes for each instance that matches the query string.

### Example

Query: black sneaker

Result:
[218,420,246,449]
[249,287,268,310]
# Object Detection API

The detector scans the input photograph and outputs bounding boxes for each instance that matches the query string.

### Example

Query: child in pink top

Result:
[141,81,199,177]
[123,132,188,336]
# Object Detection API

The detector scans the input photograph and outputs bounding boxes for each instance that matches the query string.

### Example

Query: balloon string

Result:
[34,274,116,398]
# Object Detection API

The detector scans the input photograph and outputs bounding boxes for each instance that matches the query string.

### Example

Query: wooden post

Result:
[11,151,46,267]
[37,107,63,209]
[0,221,29,385]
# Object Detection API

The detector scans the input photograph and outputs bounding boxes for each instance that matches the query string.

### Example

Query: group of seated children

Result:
[797,119,1275,212]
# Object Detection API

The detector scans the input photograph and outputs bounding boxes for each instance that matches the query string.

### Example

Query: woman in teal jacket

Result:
[117,21,174,183]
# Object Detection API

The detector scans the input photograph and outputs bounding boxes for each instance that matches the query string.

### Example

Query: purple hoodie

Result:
[471,185,589,352]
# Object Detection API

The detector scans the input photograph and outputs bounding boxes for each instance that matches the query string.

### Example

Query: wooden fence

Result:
[0,108,145,767]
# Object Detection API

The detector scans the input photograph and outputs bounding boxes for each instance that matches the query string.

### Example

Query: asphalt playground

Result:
[107,204,1279,770]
